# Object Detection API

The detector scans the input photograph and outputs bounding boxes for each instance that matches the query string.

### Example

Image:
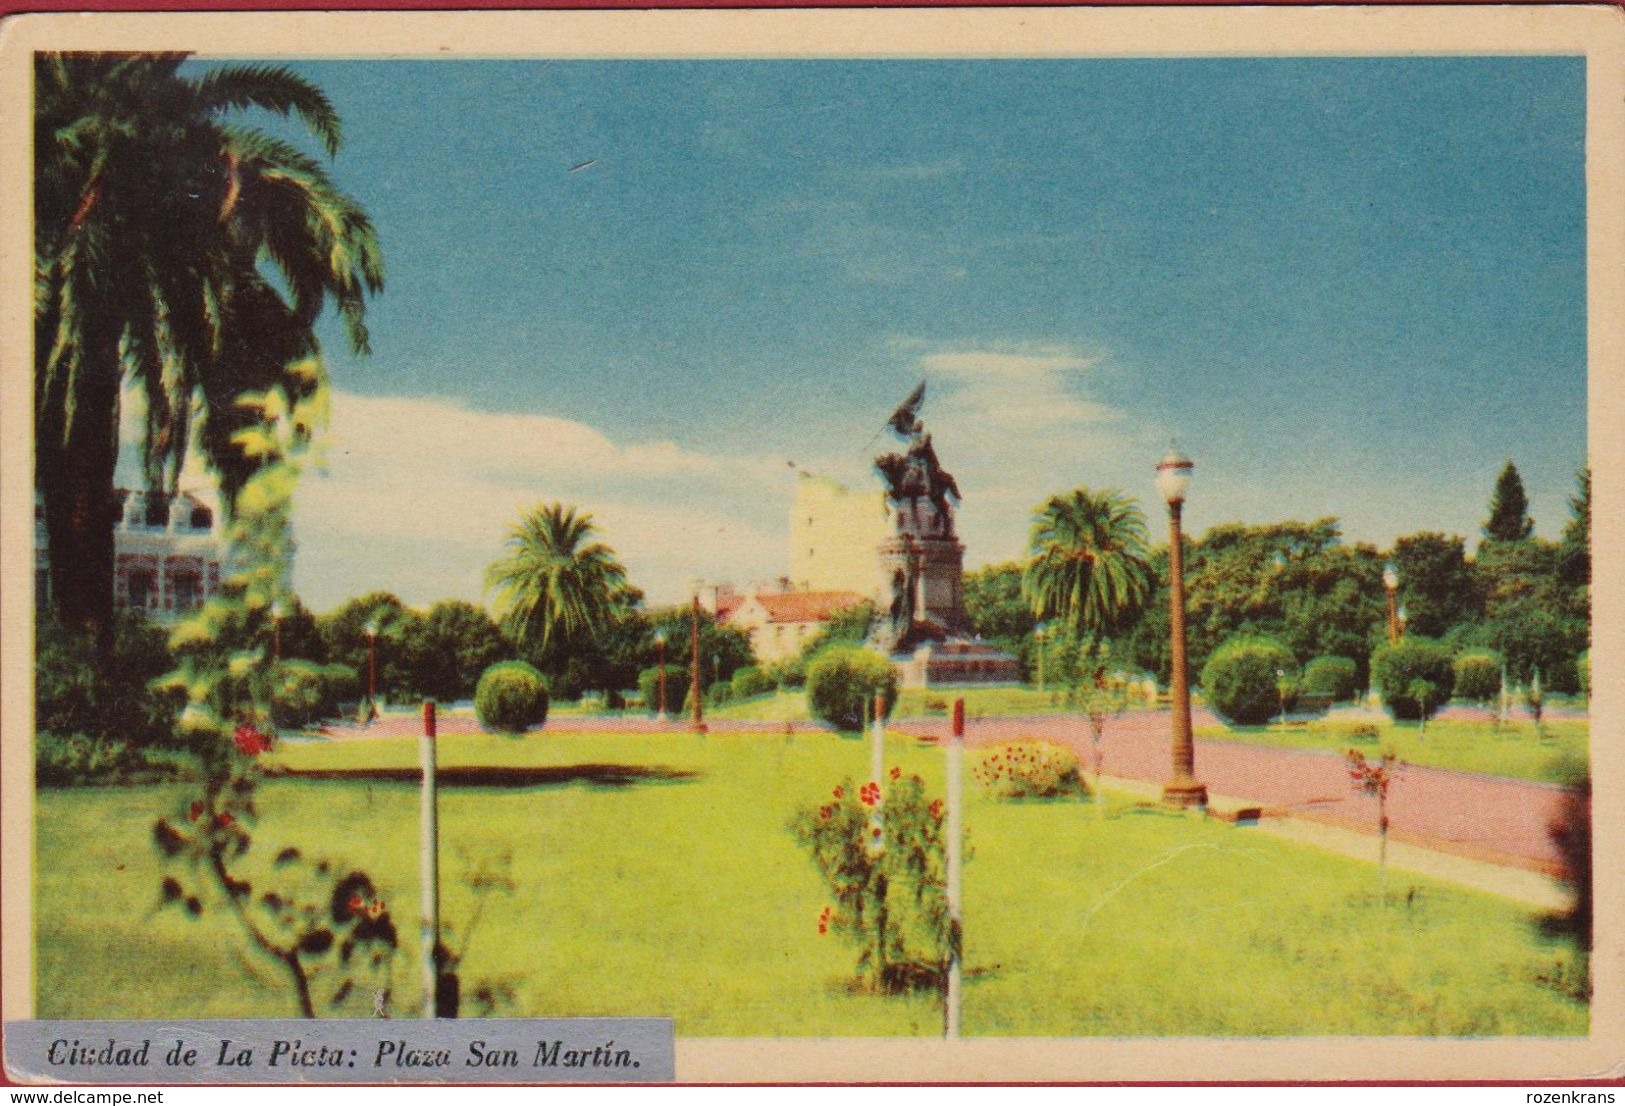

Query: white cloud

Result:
[290,391,794,612]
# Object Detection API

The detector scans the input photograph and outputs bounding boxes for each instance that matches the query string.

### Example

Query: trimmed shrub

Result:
[972,741,1088,799]
[36,732,191,787]
[1301,656,1359,703]
[1371,637,1455,721]
[730,665,777,700]
[766,654,807,690]
[806,647,899,732]
[637,664,688,715]
[1452,650,1502,703]
[474,661,549,734]
[321,663,361,710]
[1199,636,1298,726]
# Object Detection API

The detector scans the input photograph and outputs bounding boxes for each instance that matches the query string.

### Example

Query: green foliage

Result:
[1371,637,1456,721]
[963,562,1035,657]
[730,666,777,699]
[1452,651,1502,703]
[399,599,514,703]
[1023,488,1152,646]
[317,592,412,700]
[474,661,550,734]
[805,647,899,732]
[1558,467,1590,590]
[706,681,735,708]
[790,773,953,994]
[1577,651,1590,699]
[35,732,190,788]
[1484,460,1535,543]
[1199,636,1298,726]
[485,503,630,658]
[637,665,688,715]
[1301,656,1359,702]
[646,610,756,689]
[972,742,1087,799]
[35,611,182,748]
[1475,538,1587,687]
[1392,532,1481,638]
[766,654,808,689]
[269,660,359,728]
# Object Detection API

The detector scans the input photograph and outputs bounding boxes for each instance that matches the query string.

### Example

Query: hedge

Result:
[474,660,550,734]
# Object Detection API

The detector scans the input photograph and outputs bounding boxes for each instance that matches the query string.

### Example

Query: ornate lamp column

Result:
[688,596,708,734]
[1383,563,1400,644]
[1157,447,1206,809]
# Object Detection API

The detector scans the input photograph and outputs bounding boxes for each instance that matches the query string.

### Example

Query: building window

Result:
[127,570,156,610]
[170,571,202,612]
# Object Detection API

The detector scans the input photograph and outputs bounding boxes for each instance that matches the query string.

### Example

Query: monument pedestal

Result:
[895,639,1022,689]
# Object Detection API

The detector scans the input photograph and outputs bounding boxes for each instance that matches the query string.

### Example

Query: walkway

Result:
[892,710,1571,876]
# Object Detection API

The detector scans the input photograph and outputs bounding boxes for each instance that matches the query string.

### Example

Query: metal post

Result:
[688,597,707,734]
[420,701,440,1019]
[945,697,964,1039]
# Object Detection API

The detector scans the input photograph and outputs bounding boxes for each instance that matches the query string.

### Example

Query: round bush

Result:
[1452,650,1502,702]
[1371,637,1455,721]
[805,647,899,731]
[730,665,777,700]
[1301,656,1358,703]
[1199,636,1298,726]
[637,664,688,715]
[474,661,549,734]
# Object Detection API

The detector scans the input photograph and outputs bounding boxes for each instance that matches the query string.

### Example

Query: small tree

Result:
[1345,748,1402,904]
[1527,668,1545,735]
[1407,679,1439,737]
[806,647,898,732]
[791,773,952,994]
[1074,643,1129,817]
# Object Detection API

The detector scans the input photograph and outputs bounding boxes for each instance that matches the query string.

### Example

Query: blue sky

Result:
[147,57,1587,610]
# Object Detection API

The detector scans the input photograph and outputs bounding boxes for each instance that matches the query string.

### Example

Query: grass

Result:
[1194,718,1588,785]
[35,731,1586,1035]
[706,684,1156,724]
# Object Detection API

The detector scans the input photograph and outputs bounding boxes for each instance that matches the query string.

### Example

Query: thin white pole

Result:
[421,701,440,1019]
[945,697,964,1039]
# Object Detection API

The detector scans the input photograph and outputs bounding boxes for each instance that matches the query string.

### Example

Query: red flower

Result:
[188,801,204,822]
[871,827,882,839]
[819,806,831,819]
[233,724,270,757]
[890,766,901,781]
[216,811,235,828]
[349,894,365,912]
[833,786,844,799]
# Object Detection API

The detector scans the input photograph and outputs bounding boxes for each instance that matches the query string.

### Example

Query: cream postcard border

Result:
[2,6,1621,1083]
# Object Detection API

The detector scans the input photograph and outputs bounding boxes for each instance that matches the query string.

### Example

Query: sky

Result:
[128,56,1588,611]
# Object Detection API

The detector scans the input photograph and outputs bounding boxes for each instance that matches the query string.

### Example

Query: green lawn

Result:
[35,731,1585,1035]
[1195,718,1588,785]
[708,684,1138,723]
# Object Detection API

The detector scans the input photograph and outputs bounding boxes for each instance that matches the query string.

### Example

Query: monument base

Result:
[894,639,1022,689]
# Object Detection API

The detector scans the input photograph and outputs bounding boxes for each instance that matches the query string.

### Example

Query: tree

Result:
[1559,466,1590,590]
[963,561,1036,648]
[1483,460,1534,544]
[1390,532,1481,639]
[318,592,414,701]
[485,504,630,663]
[401,600,514,703]
[35,54,381,651]
[1022,488,1152,647]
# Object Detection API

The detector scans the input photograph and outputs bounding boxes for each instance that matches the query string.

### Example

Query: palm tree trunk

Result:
[38,331,122,657]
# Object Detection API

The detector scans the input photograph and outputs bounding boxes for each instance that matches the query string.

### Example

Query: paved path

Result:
[313,708,1573,876]
[892,711,1570,875]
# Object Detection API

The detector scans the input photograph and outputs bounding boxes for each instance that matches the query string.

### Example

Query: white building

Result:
[36,489,225,621]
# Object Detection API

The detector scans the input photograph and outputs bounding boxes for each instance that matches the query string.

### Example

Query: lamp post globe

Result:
[1156,446,1206,808]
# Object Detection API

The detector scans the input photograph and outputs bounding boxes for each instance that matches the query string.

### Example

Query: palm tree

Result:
[34,53,382,649]
[1022,488,1153,651]
[486,504,631,658]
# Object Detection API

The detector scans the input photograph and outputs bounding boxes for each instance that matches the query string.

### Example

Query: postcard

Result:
[2,4,1622,1085]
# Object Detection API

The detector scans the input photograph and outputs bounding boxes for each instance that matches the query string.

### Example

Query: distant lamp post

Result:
[1383,563,1400,644]
[1034,621,1048,694]
[688,595,708,734]
[653,629,668,722]
[1275,667,1289,728]
[364,619,380,722]
[1397,604,1409,640]
[1155,446,1206,809]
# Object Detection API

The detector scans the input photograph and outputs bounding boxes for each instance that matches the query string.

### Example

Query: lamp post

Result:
[1034,622,1047,694]
[1397,604,1409,640]
[270,599,285,663]
[1156,447,1206,809]
[364,619,379,722]
[1383,563,1399,645]
[653,629,668,721]
[688,596,707,734]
